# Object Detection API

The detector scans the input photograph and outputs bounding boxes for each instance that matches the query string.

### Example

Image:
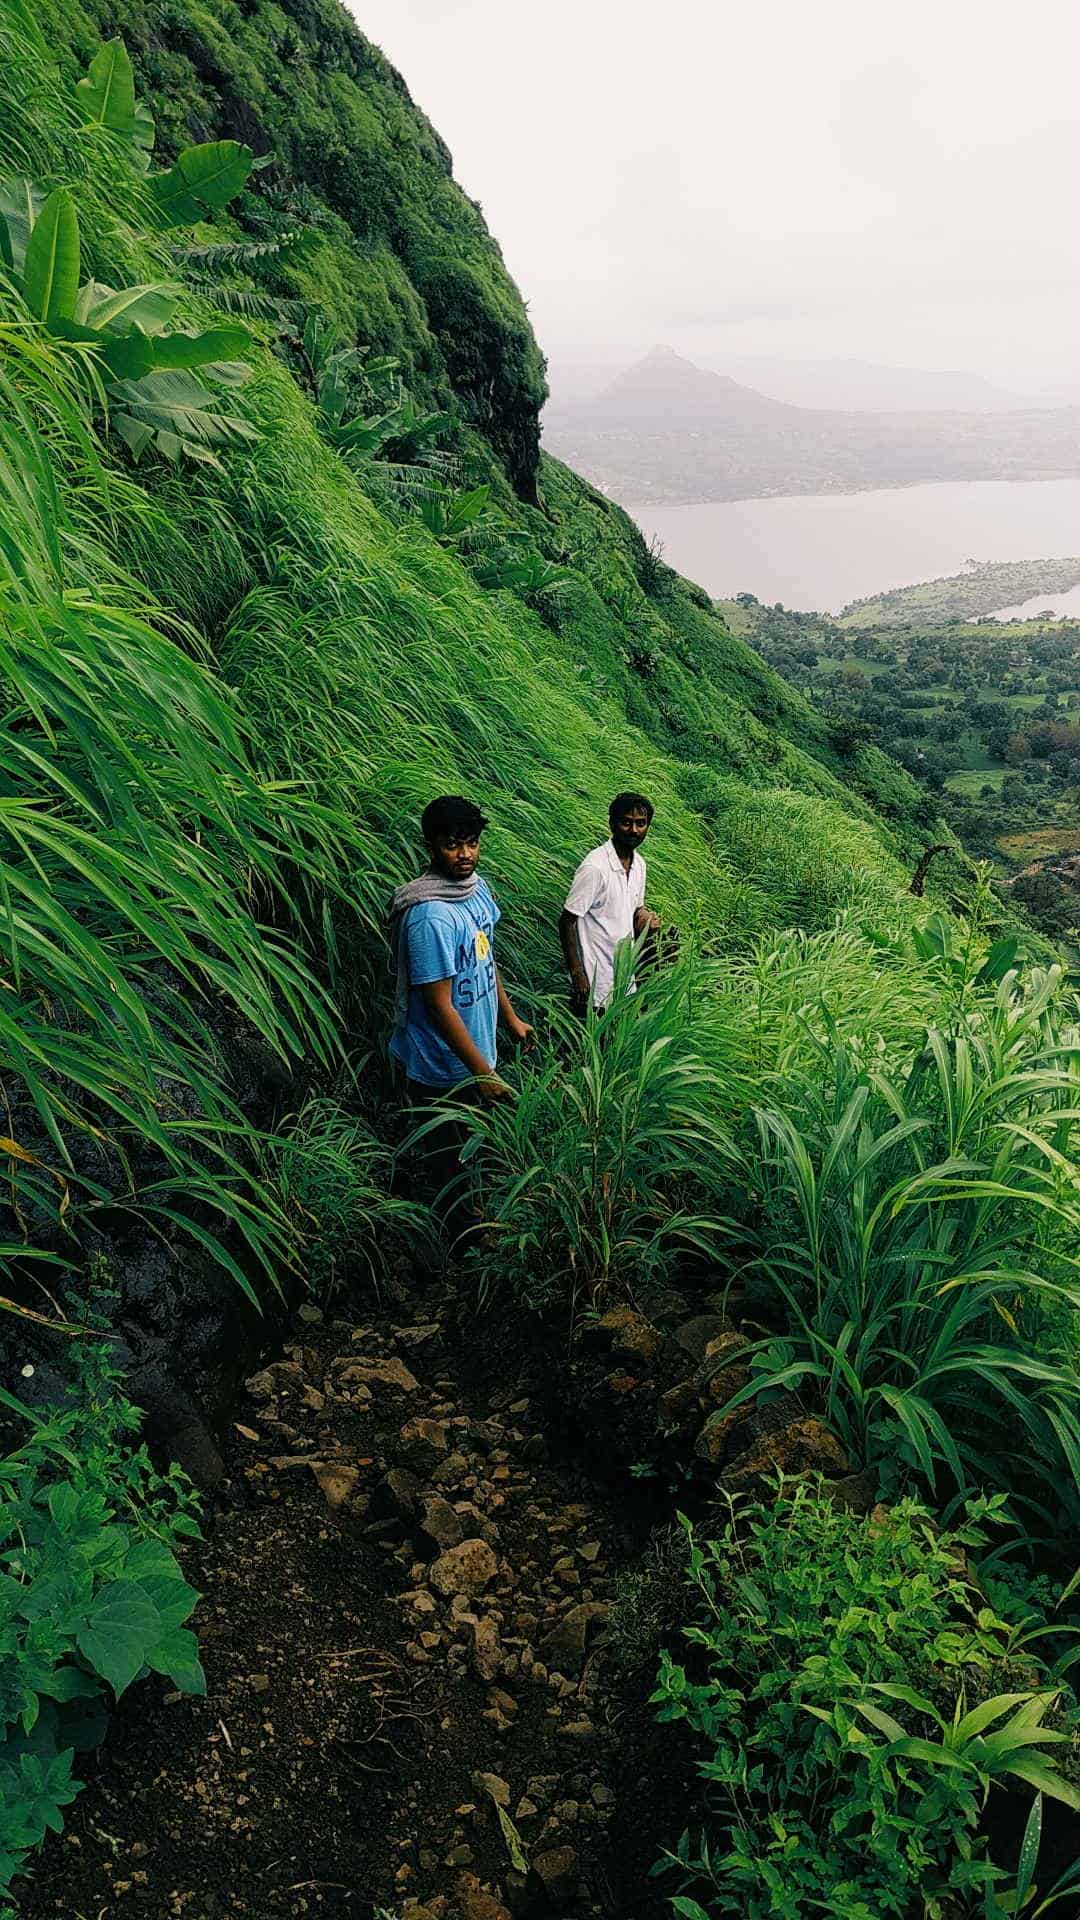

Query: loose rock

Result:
[419,1493,464,1553]
[724,1416,850,1485]
[532,1845,579,1896]
[672,1312,735,1362]
[331,1355,419,1395]
[430,1538,499,1597]
[470,1771,511,1808]
[539,1602,610,1677]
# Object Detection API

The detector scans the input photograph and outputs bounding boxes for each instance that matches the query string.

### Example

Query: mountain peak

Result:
[578,346,793,431]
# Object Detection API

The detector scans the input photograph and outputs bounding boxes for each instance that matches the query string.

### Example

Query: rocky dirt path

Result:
[18,1290,690,1920]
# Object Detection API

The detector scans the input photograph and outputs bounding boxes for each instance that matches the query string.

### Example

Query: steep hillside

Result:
[47,0,548,493]
[0,0,940,1384]
[23,0,933,967]
[6,8,1080,1916]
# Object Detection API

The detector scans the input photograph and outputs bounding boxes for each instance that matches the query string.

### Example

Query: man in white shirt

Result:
[560,792,661,1012]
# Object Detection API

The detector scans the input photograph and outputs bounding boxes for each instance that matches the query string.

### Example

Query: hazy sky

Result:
[351,0,1080,387]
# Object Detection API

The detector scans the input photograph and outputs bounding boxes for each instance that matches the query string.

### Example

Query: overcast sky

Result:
[351,0,1080,389]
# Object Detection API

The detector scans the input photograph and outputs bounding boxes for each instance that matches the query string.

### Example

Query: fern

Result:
[169,227,311,269]
[183,278,301,321]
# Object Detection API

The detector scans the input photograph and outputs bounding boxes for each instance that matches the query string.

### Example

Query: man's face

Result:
[611,806,651,856]
[429,830,481,880]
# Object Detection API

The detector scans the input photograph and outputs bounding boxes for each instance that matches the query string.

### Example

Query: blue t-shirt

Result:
[390,879,501,1089]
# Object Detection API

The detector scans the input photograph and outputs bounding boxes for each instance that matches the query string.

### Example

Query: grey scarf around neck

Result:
[388,868,480,1031]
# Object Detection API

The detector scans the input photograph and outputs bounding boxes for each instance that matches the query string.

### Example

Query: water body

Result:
[637,478,1080,614]
[991,582,1080,620]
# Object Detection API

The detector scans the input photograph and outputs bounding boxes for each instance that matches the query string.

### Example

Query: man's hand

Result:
[476,1072,516,1103]
[506,1016,536,1055]
[634,907,662,936]
[569,974,590,1017]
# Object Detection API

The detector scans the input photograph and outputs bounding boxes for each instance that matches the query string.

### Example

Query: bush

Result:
[0,1326,205,1896]
[454,953,743,1312]
[712,945,1080,1514]
[263,1094,435,1297]
[652,1479,1080,1919]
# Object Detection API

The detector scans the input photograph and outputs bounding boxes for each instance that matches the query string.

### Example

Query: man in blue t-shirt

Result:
[389,795,533,1241]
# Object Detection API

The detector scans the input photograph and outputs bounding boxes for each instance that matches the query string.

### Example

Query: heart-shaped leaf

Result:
[76,1580,161,1697]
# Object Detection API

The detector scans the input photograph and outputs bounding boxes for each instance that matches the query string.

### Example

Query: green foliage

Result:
[653,1481,1080,1918]
[712,937,1080,1513]
[414,481,494,546]
[449,951,743,1311]
[0,1329,204,1893]
[0,332,347,1304]
[0,42,261,468]
[263,1095,436,1298]
[74,36,154,165]
[471,545,573,601]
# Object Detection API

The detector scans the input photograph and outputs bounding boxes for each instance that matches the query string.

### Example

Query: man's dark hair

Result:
[609,790,654,826]
[421,794,489,842]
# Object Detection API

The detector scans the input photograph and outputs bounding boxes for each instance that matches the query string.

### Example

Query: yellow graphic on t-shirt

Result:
[475,927,491,963]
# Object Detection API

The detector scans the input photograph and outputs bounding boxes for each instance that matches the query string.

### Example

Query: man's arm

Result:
[496,967,534,1050]
[559,909,591,1010]
[633,905,662,936]
[419,979,513,1097]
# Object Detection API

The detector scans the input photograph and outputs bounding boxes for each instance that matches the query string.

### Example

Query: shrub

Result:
[453,953,742,1313]
[263,1095,435,1298]
[652,1479,1080,1919]
[0,1325,204,1896]
[709,950,1080,1514]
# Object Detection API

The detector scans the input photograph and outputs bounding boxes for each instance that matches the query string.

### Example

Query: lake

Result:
[637,478,1080,614]
[991,582,1080,620]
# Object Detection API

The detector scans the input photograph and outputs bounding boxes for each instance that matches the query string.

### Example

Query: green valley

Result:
[727,590,1080,941]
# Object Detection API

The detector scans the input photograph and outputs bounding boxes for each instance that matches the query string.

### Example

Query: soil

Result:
[15,1273,701,1920]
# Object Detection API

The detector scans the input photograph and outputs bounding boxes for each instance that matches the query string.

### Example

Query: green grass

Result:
[947,767,1007,796]
[0,0,932,1317]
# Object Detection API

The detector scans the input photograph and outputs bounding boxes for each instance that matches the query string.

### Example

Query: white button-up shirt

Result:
[564,840,646,1007]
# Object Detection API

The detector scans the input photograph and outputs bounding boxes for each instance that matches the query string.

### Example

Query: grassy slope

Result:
[31,0,932,904]
[0,0,939,1291]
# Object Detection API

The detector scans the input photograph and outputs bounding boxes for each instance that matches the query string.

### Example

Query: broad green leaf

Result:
[82,282,178,336]
[979,936,1020,985]
[886,1737,975,1772]
[74,38,136,134]
[76,1580,161,1697]
[956,1691,1045,1742]
[850,1698,906,1740]
[112,411,155,460]
[38,1666,102,1704]
[146,1626,206,1696]
[149,141,254,227]
[46,1482,79,1532]
[22,187,80,324]
[132,100,156,167]
[149,326,252,370]
[49,316,155,380]
[0,175,44,274]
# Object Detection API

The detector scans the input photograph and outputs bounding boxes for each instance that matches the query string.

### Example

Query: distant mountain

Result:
[718,356,1032,414]
[559,343,794,431]
[542,346,1080,506]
